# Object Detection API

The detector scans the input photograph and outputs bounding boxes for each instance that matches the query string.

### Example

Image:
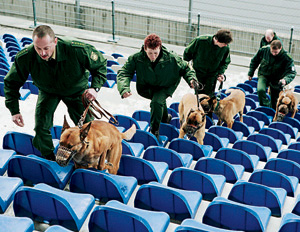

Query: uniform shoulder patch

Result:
[16,48,29,58]
[90,51,98,61]
[71,41,86,47]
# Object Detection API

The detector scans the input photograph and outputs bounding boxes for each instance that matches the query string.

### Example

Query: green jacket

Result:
[248,46,296,85]
[4,37,107,115]
[183,35,231,77]
[117,46,196,97]
[260,32,281,48]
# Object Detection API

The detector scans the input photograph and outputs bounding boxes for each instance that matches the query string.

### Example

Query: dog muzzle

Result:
[276,112,286,122]
[56,146,77,167]
[185,124,201,139]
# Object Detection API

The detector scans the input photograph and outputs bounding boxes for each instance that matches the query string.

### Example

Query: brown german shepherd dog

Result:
[56,117,136,174]
[274,89,298,121]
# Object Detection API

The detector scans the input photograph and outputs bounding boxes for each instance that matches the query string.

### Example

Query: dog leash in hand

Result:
[78,92,119,129]
[216,74,226,101]
[192,79,204,110]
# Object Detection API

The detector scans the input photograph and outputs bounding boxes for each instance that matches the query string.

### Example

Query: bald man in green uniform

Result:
[4,25,107,161]
[117,33,196,139]
[183,29,232,97]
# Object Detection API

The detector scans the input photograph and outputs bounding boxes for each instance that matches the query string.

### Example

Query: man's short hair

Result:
[32,25,55,41]
[214,29,233,44]
[270,40,282,49]
[144,33,162,50]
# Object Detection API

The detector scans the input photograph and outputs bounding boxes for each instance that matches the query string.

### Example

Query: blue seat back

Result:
[247,110,271,125]
[255,106,275,117]
[132,110,151,124]
[233,140,268,161]
[248,133,278,153]
[159,123,179,142]
[169,102,179,113]
[265,158,300,180]
[242,115,263,131]
[112,114,141,130]
[208,126,238,143]
[237,83,254,93]
[129,129,159,149]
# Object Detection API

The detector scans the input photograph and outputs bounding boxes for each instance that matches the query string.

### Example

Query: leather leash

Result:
[78,92,119,129]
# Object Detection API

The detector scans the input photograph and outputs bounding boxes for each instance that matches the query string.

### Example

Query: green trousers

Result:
[138,88,169,133]
[32,90,92,157]
[257,76,281,109]
[196,74,218,97]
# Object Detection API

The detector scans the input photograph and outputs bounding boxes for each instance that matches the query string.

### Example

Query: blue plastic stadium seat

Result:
[45,225,72,231]
[245,93,260,103]
[23,80,38,94]
[228,180,286,217]
[13,183,95,231]
[106,67,115,74]
[269,121,298,139]
[233,140,272,162]
[0,215,34,232]
[144,146,193,169]
[283,116,300,132]
[243,105,251,114]
[101,79,116,88]
[232,120,254,137]
[121,140,144,157]
[89,200,170,232]
[169,138,213,160]
[215,148,259,172]
[50,125,62,139]
[195,157,244,183]
[203,132,229,151]
[117,155,168,184]
[69,169,137,204]
[134,181,202,221]
[237,83,254,93]
[245,96,259,109]
[0,176,23,213]
[265,158,300,181]
[170,117,180,129]
[8,155,74,189]
[0,149,15,175]
[249,169,298,197]
[260,127,291,145]
[288,142,300,151]
[206,115,214,129]
[247,133,282,153]
[132,110,150,124]
[167,107,179,118]
[245,79,258,88]
[159,123,180,142]
[247,110,272,125]
[112,114,149,131]
[278,149,300,165]
[170,102,179,113]
[242,115,264,132]
[203,197,271,232]
[256,106,276,118]
[107,60,119,67]
[168,167,225,201]
[3,131,59,156]
[292,194,300,216]
[106,72,117,82]
[279,213,300,232]
[175,219,241,232]
[208,125,243,143]
[128,129,168,148]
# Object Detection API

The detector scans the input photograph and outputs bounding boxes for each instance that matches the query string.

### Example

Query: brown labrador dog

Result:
[273,89,298,121]
[56,117,136,174]
[200,89,245,128]
[178,93,207,144]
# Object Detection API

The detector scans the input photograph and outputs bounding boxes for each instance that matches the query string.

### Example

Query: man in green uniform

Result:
[117,33,196,138]
[248,40,296,109]
[4,25,107,160]
[260,29,281,48]
[183,29,232,97]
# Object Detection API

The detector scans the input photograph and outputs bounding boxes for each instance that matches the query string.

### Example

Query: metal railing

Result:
[0,0,299,64]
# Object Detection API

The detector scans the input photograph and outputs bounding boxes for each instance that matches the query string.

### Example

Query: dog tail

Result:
[122,124,136,140]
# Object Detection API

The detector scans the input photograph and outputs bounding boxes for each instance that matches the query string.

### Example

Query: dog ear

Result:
[80,122,92,141]
[62,115,70,134]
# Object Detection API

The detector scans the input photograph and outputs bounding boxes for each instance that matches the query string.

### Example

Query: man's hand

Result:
[279,79,286,86]
[248,76,253,81]
[190,80,195,89]
[84,88,97,101]
[12,114,24,127]
[217,74,225,83]
[122,92,132,98]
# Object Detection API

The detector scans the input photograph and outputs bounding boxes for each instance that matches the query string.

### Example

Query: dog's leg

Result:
[179,123,187,138]
[97,153,107,171]
[227,120,233,129]
[217,119,222,125]
[105,144,122,174]
[239,111,243,123]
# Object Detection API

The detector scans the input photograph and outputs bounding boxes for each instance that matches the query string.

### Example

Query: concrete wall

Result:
[1,0,299,64]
